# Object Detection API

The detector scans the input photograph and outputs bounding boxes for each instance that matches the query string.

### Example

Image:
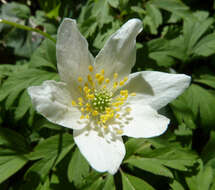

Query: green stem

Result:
[0,19,56,43]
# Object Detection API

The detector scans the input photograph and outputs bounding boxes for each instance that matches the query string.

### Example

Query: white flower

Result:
[28,18,191,174]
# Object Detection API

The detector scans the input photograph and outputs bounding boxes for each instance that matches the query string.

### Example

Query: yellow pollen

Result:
[78,97,83,102]
[78,77,83,83]
[98,75,104,84]
[80,115,85,119]
[81,107,85,112]
[86,114,90,119]
[113,82,118,88]
[103,85,107,89]
[130,92,136,96]
[103,125,108,129]
[105,78,110,83]
[116,129,123,135]
[119,81,125,86]
[72,100,77,106]
[126,107,131,112]
[101,69,105,75]
[123,77,128,82]
[95,73,101,79]
[116,114,120,118]
[92,110,98,116]
[87,94,94,99]
[88,65,93,72]
[114,73,118,79]
[87,75,92,82]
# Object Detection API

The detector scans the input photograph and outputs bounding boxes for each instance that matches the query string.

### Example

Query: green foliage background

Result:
[0,0,215,189]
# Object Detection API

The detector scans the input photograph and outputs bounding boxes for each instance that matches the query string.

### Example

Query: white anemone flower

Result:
[28,18,191,174]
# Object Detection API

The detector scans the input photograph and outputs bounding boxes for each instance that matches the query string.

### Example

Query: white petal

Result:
[122,71,191,110]
[95,19,142,82]
[56,18,94,88]
[121,104,170,138]
[28,80,87,130]
[74,128,125,174]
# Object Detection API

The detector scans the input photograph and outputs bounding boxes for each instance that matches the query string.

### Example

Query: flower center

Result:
[91,90,112,112]
[71,65,136,135]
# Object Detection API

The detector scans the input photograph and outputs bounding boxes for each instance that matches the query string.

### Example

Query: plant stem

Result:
[0,19,56,43]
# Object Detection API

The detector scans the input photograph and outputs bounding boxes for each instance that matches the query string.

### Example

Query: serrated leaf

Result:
[68,148,90,187]
[186,166,213,190]
[151,0,193,19]
[144,3,162,35]
[29,39,57,70]
[125,157,173,178]
[29,133,74,160]
[121,172,155,190]
[182,84,215,129]
[194,74,215,89]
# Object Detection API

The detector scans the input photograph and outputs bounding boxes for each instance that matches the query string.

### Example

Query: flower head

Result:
[28,18,191,174]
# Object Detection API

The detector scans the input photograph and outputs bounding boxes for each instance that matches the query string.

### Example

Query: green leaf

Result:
[0,66,58,119]
[103,175,116,190]
[186,166,214,190]
[182,84,215,129]
[29,38,57,70]
[68,148,90,187]
[29,133,74,160]
[193,33,215,57]
[170,180,185,190]
[125,157,173,178]
[150,0,193,19]
[0,153,28,184]
[194,74,215,89]
[121,171,155,190]
[183,11,213,56]
[144,3,162,35]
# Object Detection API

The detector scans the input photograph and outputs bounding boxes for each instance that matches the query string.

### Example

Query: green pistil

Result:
[91,90,112,112]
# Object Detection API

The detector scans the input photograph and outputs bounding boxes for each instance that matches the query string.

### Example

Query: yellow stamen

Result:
[81,107,85,112]
[92,110,98,116]
[105,78,110,83]
[78,77,83,83]
[88,65,93,72]
[123,76,128,82]
[80,115,85,119]
[86,114,89,119]
[114,73,118,79]
[116,129,123,135]
[119,81,125,86]
[101,69,105,75]
[113,82,118,88]
[95,73,101,79]
[72,100,77,106]
[130,92,136,96]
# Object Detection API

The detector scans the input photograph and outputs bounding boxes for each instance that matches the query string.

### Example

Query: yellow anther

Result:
[87,94,94,99]
[78,97,83,102]
[114,73,118,79]
[126,107,131,112]
[72,100,77,106]
[81,107,85,112]
[120,90,128,96]
[80,115,85,119]
[103,85,107,89]
[116,114,120,118]
[101,69,105,75]
[87,75,92,82]
[119,81,125,86]
[105,107,111,112]
[123,76,128,82]
[78,86,82,92]
[113,82,118,88]
[86,114,90,119]
[95,73,101,79]
[105,78,110,83]
[98,75,104,84]
[83,86,88,92]
[92,110,98,116]
[116,129,123,135]
[115,107,121,111]
[130,92,136,96]
[103,125,108,129]
[78,77,83,83]
[88,65,93,72]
